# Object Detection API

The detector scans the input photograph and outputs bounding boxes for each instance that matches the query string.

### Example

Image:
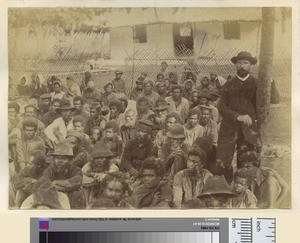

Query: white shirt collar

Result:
[237,74,250,81]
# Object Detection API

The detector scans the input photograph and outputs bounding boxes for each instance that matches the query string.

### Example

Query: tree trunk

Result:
[257,7,275,132]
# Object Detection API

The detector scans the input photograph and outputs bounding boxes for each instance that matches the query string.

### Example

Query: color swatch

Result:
[40,232,220,243]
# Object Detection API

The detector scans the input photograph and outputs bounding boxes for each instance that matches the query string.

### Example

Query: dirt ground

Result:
[260,101,291,207]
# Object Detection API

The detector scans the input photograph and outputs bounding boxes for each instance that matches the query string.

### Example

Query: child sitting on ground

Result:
[229,168,257,208]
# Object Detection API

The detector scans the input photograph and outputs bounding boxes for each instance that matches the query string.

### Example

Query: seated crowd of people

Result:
[8,63,289,209]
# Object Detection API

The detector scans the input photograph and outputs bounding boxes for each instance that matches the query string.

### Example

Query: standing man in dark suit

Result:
[216,51,261,182]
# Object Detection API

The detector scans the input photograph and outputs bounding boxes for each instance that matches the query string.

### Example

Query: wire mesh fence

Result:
[8,35,291,101]
[123,44,291,101]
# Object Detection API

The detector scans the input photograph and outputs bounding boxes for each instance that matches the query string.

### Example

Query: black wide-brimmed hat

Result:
[152,98,169,111]
[58,100,75,112]
[166,123,186,139]
[198,175,236,198]
[90,141,113,159]
[231,51,258,65]
[52,141,74,157]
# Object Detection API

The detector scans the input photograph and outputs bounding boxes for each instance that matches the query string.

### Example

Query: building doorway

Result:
[173,23,194,56]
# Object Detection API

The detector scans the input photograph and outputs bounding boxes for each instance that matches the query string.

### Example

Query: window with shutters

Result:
[133,25,147,43]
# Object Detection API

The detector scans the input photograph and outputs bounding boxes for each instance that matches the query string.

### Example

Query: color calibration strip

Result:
[40,232,219,243]
[31,218,275,243]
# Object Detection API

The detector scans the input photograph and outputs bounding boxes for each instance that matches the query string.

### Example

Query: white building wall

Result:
[109,18,291,62]
[110,26,133,61]
[110,24,174,61]
[193,21,261,58]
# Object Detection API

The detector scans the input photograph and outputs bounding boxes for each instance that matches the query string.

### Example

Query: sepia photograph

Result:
[7,7,291,210]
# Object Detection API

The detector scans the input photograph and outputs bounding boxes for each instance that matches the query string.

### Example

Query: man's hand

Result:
[52,180,66,192]
[237,115,252,126]
[93,173,106,182]
[151,192,161,206]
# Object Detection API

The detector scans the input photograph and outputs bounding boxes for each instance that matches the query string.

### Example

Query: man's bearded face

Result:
[61,110,73,123]
[54,156,70,174]
[236,59,251,78]
[124,112,136,127]
[110,106,119,119]
[155,109,167,120]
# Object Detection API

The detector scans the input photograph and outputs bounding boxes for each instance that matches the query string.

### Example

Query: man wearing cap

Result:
[197,91,219,123]
[162,123,189,183]
[66,130,89,168]
[137,79,159,109]
[148,98,169,140]
[82,141,118,204]
[42,98,61,127]
[50,79,66,100]
[38,93,52,119]
[130,77,144,101]
[44,100,75,146]
[173,148,212,208]
[120,120,157,179]
[112,70,126,97]
[165,84,189,123]
[38,141,85,209]
[217,51,261,180]
[155,112,182,160]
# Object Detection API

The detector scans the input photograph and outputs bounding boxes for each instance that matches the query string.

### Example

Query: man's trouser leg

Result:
[215,138,236,183]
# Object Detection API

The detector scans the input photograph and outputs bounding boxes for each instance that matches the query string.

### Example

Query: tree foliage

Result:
[8,8,111,33]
